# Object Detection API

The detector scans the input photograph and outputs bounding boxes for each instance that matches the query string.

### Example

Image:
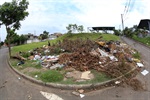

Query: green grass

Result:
[60,70,111,85]
[11,33,119,55]
[10,58,42,70]
[132,51,141,59]
[132,35,150,46]
[40,70,64,82]
[28,71,43,80]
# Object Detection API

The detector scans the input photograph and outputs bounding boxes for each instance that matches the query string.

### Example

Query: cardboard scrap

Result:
[81,71,91,80]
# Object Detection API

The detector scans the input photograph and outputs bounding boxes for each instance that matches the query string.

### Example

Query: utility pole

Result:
[121,14,125,36]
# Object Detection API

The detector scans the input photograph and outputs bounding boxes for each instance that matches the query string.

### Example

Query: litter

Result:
[78,89,84,93]
[34,55,41,60]
[17,60,24,66]
[72,91,80,96]
[35,75,38,78]
[80,94,85,98]
[115,81,121,84]
[109,56,118,61]
[50,64,64,69]
[137,63,144,68]
[97,48,109,57]
[141,70,149,76]
[81,71,91,80]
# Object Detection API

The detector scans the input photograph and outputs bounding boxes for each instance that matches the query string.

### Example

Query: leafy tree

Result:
[66,24,78,34]
[5,29,20,45]
[0,41,4,48]
[113,29,121,36]
[39,30,49,40]
[0,0,29,57]
[77,25,84,33]
[20,34,28,44]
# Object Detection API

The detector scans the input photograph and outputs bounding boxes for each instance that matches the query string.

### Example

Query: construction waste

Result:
[12,38,146,91]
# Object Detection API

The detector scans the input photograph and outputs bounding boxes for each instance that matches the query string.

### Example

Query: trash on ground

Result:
[80,94,85,98]
[81,71,91,80]
[115,81,121,84]
[35,75,38,78]
[78,89,84,93]
[137,63,144,68]
[141,70,149,76]
[13,39,144,91]
[72,91,80,96]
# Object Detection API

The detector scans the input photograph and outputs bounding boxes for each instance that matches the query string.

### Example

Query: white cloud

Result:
[0,0,150,41]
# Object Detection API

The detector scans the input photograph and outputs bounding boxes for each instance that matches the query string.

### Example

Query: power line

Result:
[123,0,132,18]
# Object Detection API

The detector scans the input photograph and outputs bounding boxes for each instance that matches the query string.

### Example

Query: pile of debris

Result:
[13,38,146,91]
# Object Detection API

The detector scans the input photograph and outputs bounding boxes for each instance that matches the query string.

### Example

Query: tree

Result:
[66,24,78,34]
[77,25,84,33]
[20,34,28,44]
[39,30,49,40]
[113,29,121,36]
[0,41,4,48]
[5,29,20,45]
[0,0,29,57]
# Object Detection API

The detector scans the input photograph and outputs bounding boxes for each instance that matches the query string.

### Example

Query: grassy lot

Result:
[10,33,119,84]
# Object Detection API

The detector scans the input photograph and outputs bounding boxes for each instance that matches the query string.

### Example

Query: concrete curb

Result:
[8,58,138,90]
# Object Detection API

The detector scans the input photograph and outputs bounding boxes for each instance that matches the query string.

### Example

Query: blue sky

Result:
[0,0,150,41]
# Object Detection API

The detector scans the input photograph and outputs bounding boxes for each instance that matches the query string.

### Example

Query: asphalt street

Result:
[0,37,150,100]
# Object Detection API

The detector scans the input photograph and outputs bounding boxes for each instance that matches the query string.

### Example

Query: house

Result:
[137,19,150,37]
[25,33,40,43]
[49,33,63,40]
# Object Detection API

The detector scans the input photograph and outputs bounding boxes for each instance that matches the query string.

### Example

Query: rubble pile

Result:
[57,38,98,53]
[14,38,146,91]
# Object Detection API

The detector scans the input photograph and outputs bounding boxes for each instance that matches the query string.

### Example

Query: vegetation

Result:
[5,30,27,45]
[39,30,49,41]
[0,0,29,57]
[66,24,84,34]
[132,35,150,46]
[133,51,141,59]
[11,33,120,56]
[40,70,64,82]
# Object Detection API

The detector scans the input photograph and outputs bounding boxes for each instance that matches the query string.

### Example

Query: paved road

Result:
[0,37,150,100]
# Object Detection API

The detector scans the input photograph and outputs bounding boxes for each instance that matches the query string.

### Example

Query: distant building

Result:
[137,19,150,37]
[25,33,40,43]
[87,27,115,33]
[49,33,63,40]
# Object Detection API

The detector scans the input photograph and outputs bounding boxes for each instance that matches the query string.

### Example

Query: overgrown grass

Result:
[132,35,150,46]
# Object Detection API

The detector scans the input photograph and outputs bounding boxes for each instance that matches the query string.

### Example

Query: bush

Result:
[40,70,64,82]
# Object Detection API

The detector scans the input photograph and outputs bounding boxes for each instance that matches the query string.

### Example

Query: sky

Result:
[0,0,150,41]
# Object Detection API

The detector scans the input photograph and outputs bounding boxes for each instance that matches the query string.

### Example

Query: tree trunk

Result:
[6,27,11,58]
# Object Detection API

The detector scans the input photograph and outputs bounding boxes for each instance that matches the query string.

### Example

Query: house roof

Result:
[137,19,150,30]
[92,27,115,31]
